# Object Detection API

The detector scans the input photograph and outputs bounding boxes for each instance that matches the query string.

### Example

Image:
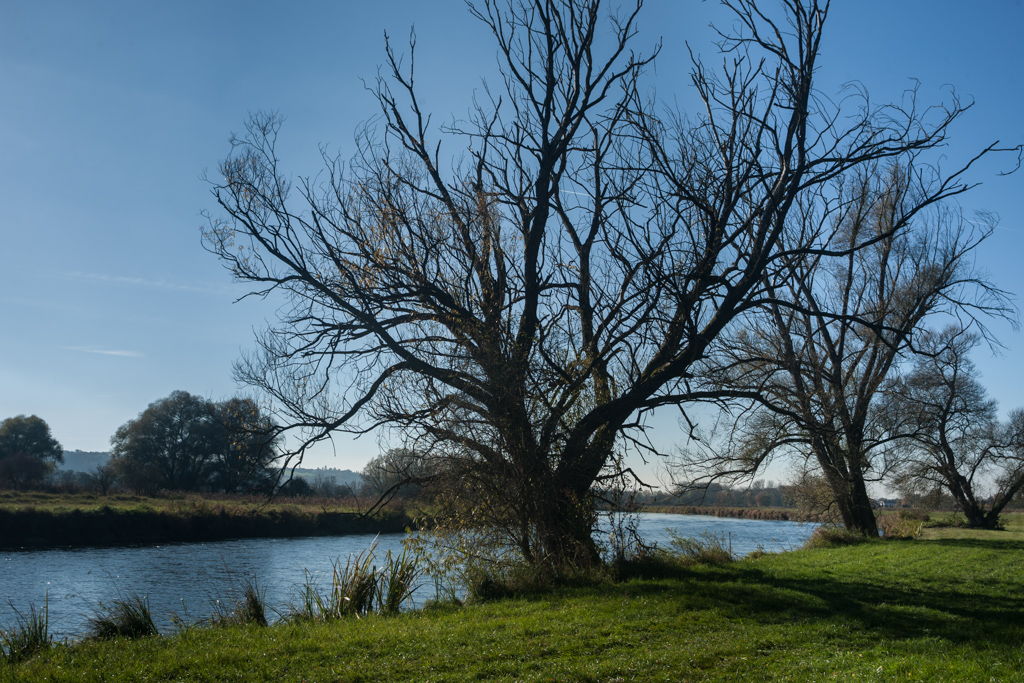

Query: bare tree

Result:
[86,462,119,495]
[888,327,1024,528]
[204,0,1003,564]
[680,163,1014,536]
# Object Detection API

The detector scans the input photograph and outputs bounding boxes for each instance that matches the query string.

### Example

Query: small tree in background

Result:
[0,415,64,489]
[85,462,119,495]
[888,327,1024,528]
[361,448,428,501]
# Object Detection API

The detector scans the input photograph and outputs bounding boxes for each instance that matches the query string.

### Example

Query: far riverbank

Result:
[641,504,817,522]
[0,492,413,548]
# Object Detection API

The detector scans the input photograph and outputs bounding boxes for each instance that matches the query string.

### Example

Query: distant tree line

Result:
[6,351,1022,534]
[664,481,789,509]
[0,391,283,495]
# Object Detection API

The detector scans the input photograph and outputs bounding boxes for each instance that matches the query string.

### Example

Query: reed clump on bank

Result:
[291,541,420,621]
[86,596,158,640]
[0,601,50,664]
[210,579,269,628]
[877,509,928,539]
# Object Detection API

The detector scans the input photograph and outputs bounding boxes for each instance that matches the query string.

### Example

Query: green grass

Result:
[919,511,1024,542]
[3,529,1022,681]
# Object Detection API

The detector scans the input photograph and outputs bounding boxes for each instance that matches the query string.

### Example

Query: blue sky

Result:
[2,1,1022,479]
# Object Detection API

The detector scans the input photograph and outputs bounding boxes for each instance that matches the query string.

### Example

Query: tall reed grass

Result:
[668,530,735,565]
[291,540,420,620]
[86,594,158,640]
[211,578,269,627]
[0,598,50,663]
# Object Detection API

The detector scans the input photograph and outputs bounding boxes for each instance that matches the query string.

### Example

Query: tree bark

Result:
[818,450,879,536]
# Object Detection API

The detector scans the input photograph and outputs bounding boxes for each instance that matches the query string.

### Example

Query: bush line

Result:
[0,507,414,548]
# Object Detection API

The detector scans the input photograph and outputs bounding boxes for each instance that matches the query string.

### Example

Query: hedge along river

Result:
[0,513,816,639]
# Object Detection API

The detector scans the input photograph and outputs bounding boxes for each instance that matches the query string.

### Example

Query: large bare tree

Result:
[680,164,1013,535]
[204,0,997,563]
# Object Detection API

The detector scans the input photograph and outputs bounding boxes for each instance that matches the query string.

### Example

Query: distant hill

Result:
[62,450,110,472]
[60,451,363,486]
[288,467,363,486]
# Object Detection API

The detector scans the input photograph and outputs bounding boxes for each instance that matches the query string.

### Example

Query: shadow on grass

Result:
[920,537,1024,551]
[593,540,1024,649]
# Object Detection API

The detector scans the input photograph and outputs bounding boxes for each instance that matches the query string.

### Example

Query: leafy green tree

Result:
[0,415,63,489]
[110,391,281,493]
[110,391,219,492]
[210,397,282,492]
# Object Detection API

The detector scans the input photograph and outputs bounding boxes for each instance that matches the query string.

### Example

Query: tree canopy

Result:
[0,414,64,489]
[110,391,281,494]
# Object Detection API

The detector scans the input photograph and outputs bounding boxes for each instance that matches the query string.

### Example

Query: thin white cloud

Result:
[66,271,231,295]
[65,346,146,359]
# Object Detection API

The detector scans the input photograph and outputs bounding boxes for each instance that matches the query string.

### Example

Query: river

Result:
[0,513,815,639]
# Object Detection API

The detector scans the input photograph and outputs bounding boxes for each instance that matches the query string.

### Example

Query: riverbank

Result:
[641,503,816,522]
[4,519,1022,681]
[0,492,414,548]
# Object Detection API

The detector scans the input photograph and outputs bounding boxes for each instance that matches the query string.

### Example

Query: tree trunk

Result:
[819,453,879,536]
[533,478,600,568]
[961,504,1001,529]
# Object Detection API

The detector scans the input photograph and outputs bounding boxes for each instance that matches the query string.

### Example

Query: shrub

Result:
[611,551,685,581]
[803,525,871,549]
[924,512,970,529]
[668,531,735,565]
[465,560,607,602]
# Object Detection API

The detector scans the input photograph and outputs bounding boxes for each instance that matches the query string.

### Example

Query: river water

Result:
[0,513,815,639]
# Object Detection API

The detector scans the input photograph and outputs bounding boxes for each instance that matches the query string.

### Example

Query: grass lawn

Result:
[919,511,1024,542]
[3,521,1022,682]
